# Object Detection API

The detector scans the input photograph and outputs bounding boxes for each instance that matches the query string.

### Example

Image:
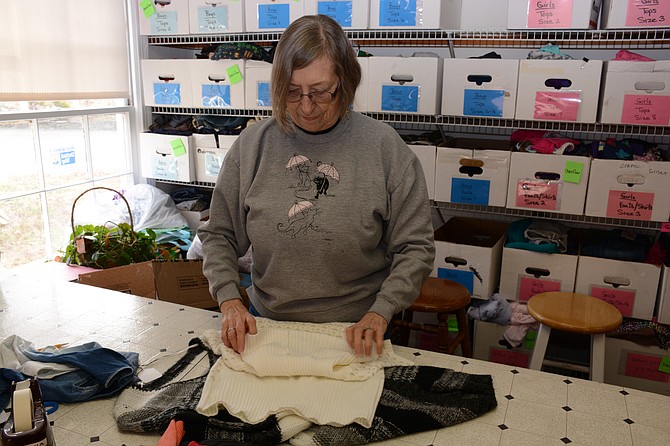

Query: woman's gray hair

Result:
[271,14,361,133]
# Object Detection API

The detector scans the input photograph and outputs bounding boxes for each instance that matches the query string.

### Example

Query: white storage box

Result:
[499,247,578,302]
[407,143,436,200]
[505,152,592,215]
[434,139,511,207]
[180,209,210,231]
[441,0,509,30]
[367,56,443,115]
[140,133,195,183]
[353,57,369,112]
[656,265,670,325]
[584,158,670,222]
[193,134,237,183]
[433,217,508,300]
[605,338,670,396]
[507,0,602,29]
[244,0,304,32]
[441,58,519,119]
[188,0,245,33]
[473,320,535,368]
[139,0,190,35]
[244,61,273,110]
[190,59,246,109]
[600,60,670,126]
[141,59,195,108]
[600,0,670,29]
[369,0,448,29]
[515,59,603,123]
[304,0,369,29]
[574,255,661,321]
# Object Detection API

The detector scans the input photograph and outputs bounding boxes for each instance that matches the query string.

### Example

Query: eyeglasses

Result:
[287,86,338,104]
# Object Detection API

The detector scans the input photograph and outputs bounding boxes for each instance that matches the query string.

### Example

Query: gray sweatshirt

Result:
[198,112,435,323]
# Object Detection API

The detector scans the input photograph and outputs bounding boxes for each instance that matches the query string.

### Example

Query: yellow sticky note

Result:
[659,357,670,374]
[226,64,243,85]
[170,139,187,157]
[564,160,583,184]
[140,0,155,18]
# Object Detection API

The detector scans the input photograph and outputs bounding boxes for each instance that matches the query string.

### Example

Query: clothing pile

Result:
[467,294,539,348]
[115,320,497,445]
[505,218,576,255]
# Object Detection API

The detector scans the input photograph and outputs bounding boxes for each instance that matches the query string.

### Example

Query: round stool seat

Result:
[410,277,471,313]
[527,292,622,334]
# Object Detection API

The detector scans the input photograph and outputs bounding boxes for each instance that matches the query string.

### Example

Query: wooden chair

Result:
[391,277,472,357]
[527,291,623,382]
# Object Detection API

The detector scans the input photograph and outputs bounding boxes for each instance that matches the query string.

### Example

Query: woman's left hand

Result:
[346,312,388,356]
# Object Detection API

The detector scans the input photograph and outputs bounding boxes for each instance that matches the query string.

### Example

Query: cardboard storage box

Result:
[433,217,508,300]
[507,0,602,29]
[193,134,237,183]
[190,59,246,109]
[441,0,509,30]
[367,56,443,115]
[180,208,210,231]
[584,158,670,222]
[188,0,245,33]
[574,255,662,321]
[599,60,670,126]
[78,260,216,309]
[473,320,535,368]
[505,151,592,215]
[304,0,369,29]
[655,265,670,325]
[499,247,578,302]
[139,0,190,35]
[600,0,670,29]
[441,58,519,119]
[434,138,511,207]
[141,59,195,108]
[244,0,304,32]
[407,143,436,200]
[515,59,603,123]
[244,61,273,110]
[605,337,670,396]
[369,0,449,29]
[140,133,195,183]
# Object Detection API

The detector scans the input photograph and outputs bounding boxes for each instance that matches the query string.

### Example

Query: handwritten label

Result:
[197,5,229,32]
[204,152,224,177]
[451,178,491,205]
[527,0,573,28]
[519,277,562,302]
[381,85,419,113]
[661,222,670,233]
[564,160,583,184]
[318,1,353,27]
[201,84,231,107]
[227,64,243,84]
[170,139,187,157]
[606,190,655,220]
[379,0,417,27]
[153,83,181,105]
[624,352,670,382]
[490,348,530,368]
[621,94,670,125]
[534,91,581,121]
[151,154,179,181]
[151,11,179,34]
[140,0,155,18]
[258,4,290,29]
[257,82,272,107]
[659,357,670,374]
[625,0,670,27]
[515,180,561,210]
[437,267,474,296]
[463,89,505,117]
[591,286,635,317]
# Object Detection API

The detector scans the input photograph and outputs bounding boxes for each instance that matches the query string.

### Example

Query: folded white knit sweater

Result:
[197,319,413,428]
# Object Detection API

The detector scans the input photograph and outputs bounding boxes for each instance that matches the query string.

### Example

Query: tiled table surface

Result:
[2,265,670,446]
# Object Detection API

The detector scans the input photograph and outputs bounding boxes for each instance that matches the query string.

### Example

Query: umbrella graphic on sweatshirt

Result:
[288,200,314,219]
[285,154,310,170]
[315,162,340,182]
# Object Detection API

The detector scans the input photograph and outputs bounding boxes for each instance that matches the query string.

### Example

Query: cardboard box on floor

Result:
[77,259,216,309]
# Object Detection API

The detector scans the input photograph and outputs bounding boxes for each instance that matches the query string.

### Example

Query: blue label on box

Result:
[197,5,229,32]
[151,10,179,34]
[318,1,353,27]
[205,153,224,177]
[201,84,231,107]
[437,268,474,295]
[381,85,419,112]
[257,82,272,107]
[258,4,290,29]
[151,154,179,181]
[380,0,416,27]
[153,83,181,105]
[451,178,491,205]
[463,89,505,117]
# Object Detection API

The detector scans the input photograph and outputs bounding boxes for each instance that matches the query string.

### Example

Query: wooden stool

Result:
[527,292,623,382]
[391,277,472,357]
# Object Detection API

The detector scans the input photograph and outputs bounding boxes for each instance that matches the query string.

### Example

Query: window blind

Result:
[0,0,130,101]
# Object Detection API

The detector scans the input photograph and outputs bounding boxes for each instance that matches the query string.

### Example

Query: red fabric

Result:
[157,419,185,446]
[510,130,581,154]
[614,50,655,61]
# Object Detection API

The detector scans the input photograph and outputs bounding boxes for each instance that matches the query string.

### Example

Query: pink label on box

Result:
[490,348,530,368]
[534,91,581,121]
[662,222,670,233]
[606,190,654,220]
[519,277,562,302]
[527,0,573,28]
[591,286,635,317]
[625,0,670,27]
[625,352,670,383]
[516,180,560,210]
[621,94,670,125]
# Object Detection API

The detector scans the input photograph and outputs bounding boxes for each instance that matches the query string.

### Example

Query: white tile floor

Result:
[2,265,670,446]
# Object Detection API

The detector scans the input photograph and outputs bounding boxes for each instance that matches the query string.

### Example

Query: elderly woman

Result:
[198,14,435,356]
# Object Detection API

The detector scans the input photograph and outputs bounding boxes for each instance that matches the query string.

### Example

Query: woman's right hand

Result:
[220,299,257,353]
